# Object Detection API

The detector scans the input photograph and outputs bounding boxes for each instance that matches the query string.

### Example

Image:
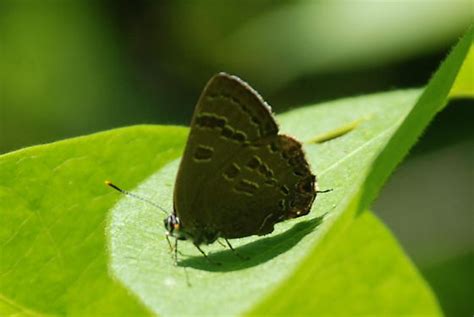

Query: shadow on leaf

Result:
[178,215,325,272]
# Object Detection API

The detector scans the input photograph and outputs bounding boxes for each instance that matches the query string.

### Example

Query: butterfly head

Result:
[164,214,187,240]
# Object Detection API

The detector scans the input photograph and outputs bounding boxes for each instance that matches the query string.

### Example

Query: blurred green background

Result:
[1,1,472,316]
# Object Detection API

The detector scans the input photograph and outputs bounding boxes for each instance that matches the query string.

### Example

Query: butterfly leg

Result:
[165,233,173,251]
[193,243,221,265]
[165,234,181,265]
[173,238,179,265]
[170,240,192,286]
[225,239,249,260]
[217,239,227,248]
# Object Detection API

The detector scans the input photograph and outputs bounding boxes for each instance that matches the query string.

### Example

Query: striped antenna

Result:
[105,180,169,215]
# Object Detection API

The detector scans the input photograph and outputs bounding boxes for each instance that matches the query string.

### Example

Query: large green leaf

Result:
[108,89,431,316]
[0,26,471,317]
[0,126,187,315]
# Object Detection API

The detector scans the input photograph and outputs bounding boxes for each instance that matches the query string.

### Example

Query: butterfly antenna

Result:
[105,180,169,215]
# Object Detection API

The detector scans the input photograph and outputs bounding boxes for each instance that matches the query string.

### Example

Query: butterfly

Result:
[164,73,329,261]
[107,73,328,263]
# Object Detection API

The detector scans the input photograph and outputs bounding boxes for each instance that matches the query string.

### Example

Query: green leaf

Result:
[108,89,431,316]
[0,126,187,316]
[253,211,442,316]
[0,25,471,317]
[450,42,474,98]
[359,25,472,212]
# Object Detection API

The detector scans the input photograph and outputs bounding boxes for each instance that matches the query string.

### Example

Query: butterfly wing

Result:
[174,73,315,243]
[174,73,277,220]
[192,134,316,239]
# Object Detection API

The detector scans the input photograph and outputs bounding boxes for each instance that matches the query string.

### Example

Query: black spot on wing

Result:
[194,145,214,161]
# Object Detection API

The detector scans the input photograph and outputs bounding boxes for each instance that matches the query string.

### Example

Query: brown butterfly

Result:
[108,73,329,263]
